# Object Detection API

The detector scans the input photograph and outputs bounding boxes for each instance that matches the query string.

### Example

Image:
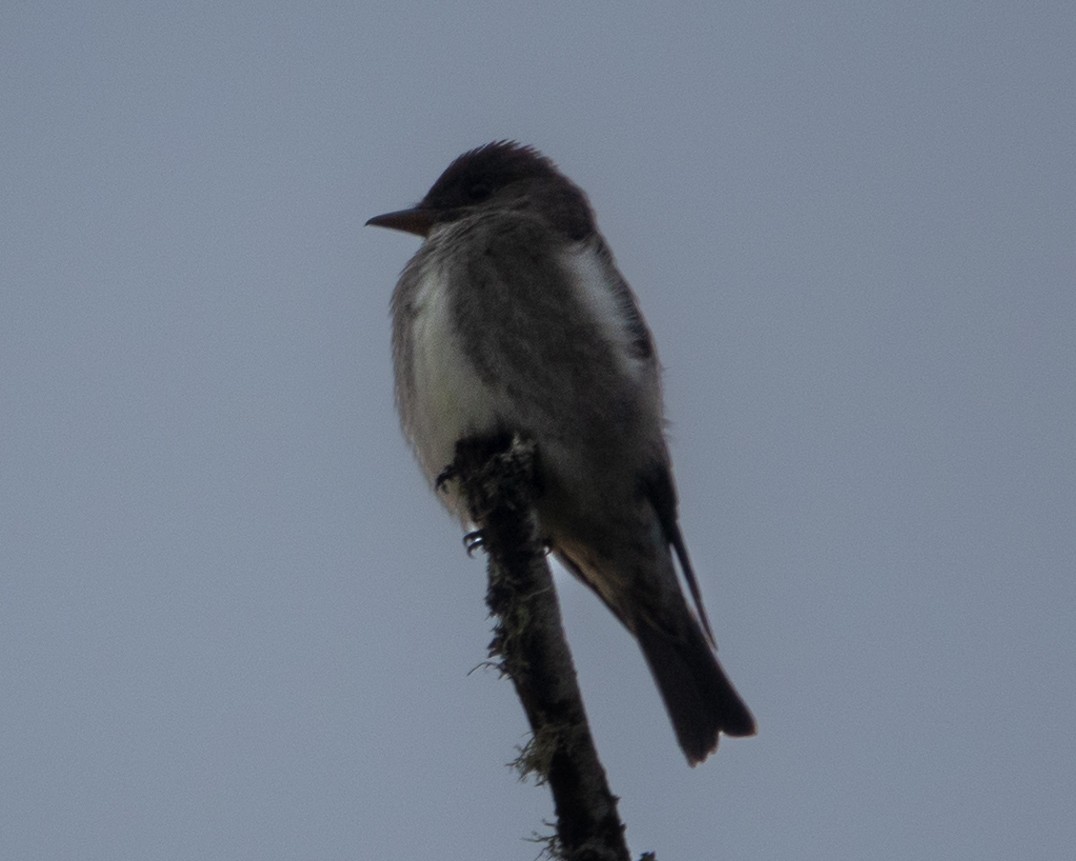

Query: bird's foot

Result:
[435,463,458,493]
[463,530,485,557]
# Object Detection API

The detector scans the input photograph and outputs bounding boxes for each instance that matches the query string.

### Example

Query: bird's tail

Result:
[636,617,756,766]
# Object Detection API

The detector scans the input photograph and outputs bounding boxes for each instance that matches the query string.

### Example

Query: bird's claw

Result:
[435,463,458,493]
[463,530,485,557]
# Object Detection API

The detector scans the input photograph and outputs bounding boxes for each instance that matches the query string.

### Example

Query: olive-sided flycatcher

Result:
[367,141,755,765]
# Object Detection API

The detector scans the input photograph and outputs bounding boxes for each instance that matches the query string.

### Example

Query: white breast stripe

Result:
[407,263,500,485]
[562,245,648,380]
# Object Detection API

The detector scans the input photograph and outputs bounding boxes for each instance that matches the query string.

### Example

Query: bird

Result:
[367,141,755,765]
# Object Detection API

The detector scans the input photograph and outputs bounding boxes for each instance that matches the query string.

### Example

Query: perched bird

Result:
[367,141,755,764]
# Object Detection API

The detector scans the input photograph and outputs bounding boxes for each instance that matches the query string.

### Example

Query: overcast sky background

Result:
[2,3,1073,859]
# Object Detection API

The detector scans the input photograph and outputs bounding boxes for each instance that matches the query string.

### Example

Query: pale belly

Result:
[405,270,502,491]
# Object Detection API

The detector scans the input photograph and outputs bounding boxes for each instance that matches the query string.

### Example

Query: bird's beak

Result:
[366,206,435,238]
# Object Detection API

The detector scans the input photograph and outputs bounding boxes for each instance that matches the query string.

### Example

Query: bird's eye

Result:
[465,179,493,202]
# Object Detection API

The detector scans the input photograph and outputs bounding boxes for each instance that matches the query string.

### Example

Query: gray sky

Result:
[2,3,1073,859]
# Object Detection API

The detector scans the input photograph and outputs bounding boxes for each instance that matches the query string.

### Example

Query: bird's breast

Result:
[403,264,502,488]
